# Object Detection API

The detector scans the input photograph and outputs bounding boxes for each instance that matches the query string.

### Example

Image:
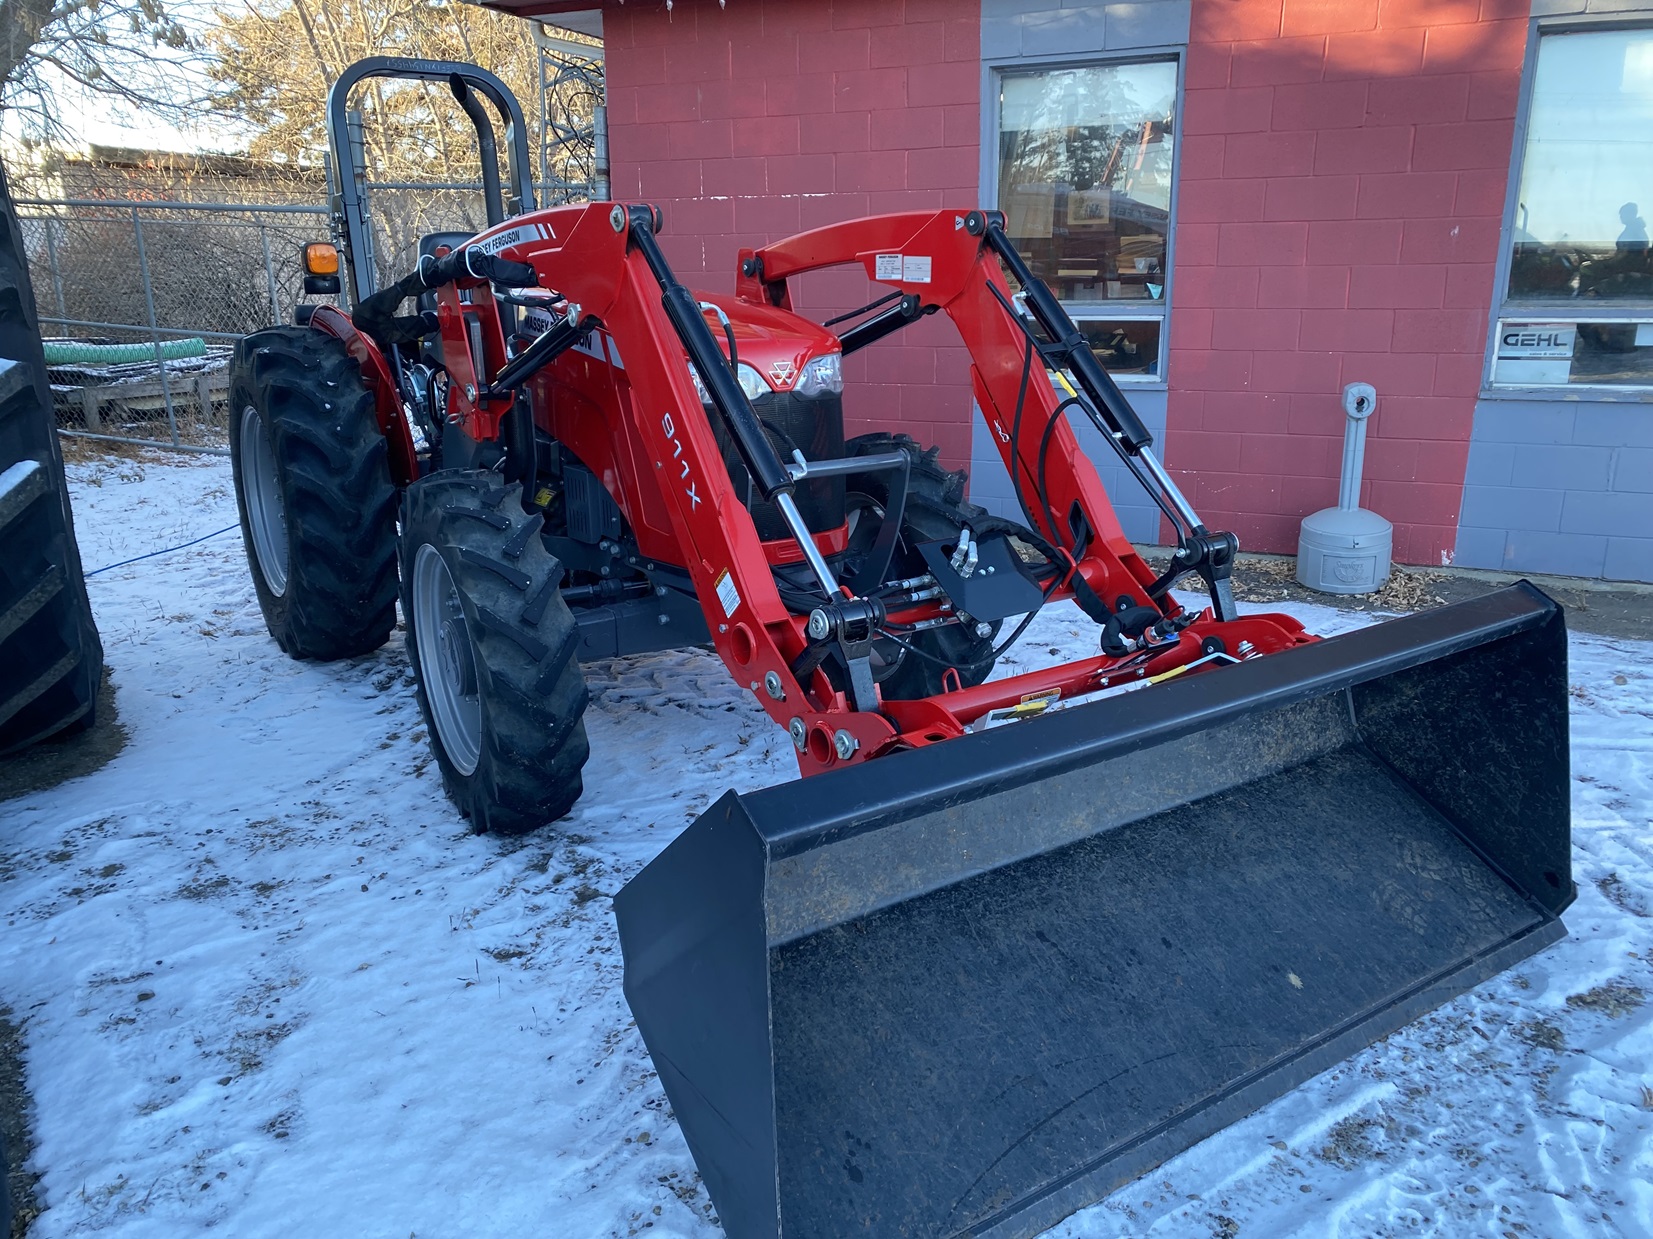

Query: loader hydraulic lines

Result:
[226,56,1575,1239]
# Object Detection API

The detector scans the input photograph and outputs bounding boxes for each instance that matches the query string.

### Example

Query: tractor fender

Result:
[307,304,420,487]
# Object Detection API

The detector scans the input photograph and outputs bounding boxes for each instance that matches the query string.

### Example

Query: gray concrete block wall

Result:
[970,392,1169,543]
[972,0,1187,543]
[1457,399,1653,582]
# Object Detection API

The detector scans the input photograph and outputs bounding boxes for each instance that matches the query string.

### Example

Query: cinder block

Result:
[1104,1,1193,49]
[1217,220,1310,265]
[905,62,978,106]
[1465,71,1521,122]
[1391,308,1488,354]
[1271,81,1370,130]
[1611,447,1653,492]
[1459,483,1563,532]
[1229,35,1328,88]
[1398,217,1502,265]
[1354,172,1457,220]
[1560,489,1653,536]
[1411,120,1517,172]
[1020,7,1109,56]
[1603,536,1653,583]
[1324,27,1425,79]
[1297,308,1396,353]
[1225,130,1316,178]
[1462,441,1515,487]
[1573,405,1653,449]
[1349,264,1445,309]
[1510,443,1614,491]
[1281,0,1380,37]
[1313,125,1414,175]
[1502,530,1609,577]
[1307,218,1404,265]
[1263,175,1359,221]
[1420,20,1528,75]
[1184,86,1275,134]
[1450,525,1508,570]
[1366,73,1471,124]
[1473,402,1575,445]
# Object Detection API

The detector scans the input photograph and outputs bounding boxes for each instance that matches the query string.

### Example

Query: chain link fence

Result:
[18,179,585,455]
[17,197,333,454]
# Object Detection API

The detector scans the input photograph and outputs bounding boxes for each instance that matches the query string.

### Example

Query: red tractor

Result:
[230,58,1573,1239]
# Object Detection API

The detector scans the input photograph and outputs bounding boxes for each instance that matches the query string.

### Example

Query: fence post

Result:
[131,207,181,448]
[43,216,67,319]
[259,223,281,326]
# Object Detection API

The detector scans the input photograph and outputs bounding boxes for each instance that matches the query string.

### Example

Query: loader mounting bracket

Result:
[792,598,886,712]
[1149,529,1240,623]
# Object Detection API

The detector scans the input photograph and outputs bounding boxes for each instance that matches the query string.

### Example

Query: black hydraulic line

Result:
[626,206,794,501]
[838,295,934,356]
[975,214,1153,453]
[449,74,505,227]
[986,278,1188,543]
[483,314,590,395]
[824,290,903,327]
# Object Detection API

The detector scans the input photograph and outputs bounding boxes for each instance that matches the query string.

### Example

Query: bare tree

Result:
[0,0,215,139]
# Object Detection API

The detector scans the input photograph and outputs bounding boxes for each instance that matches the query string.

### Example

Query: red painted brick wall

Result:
[1168,0,1530,565]
[603,0,982,469]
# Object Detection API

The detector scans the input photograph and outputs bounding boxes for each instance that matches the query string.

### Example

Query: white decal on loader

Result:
[474,221,554,256]
[714,569,740,618]
[662,412,702,510]
[875,253,903,281]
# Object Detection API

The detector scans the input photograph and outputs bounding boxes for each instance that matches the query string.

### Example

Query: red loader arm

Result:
[424,203,1310,774]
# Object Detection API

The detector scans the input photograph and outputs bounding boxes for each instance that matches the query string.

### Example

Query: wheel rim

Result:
[413,543,482,776]
[239,404,290,597]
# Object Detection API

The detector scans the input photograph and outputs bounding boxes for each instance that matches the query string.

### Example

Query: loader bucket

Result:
[615,582,1573,1239]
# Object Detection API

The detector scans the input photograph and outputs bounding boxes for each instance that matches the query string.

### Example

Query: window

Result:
[996,60,1178,381]
[1494,26,1653,389]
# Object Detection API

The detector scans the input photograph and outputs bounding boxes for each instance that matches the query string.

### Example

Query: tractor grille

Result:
[710,389,846,541]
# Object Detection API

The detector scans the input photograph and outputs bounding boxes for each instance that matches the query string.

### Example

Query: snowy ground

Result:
[1,450,1649,1239]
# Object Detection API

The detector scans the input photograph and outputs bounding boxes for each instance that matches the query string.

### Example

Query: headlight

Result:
[686,361,772,404]
[736,363,771,401]
[795,351,843,398]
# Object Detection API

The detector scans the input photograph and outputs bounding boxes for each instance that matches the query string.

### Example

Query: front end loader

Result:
[228,58,1574,1239]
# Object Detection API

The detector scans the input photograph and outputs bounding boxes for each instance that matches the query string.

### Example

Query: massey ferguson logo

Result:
[769,359,796,388]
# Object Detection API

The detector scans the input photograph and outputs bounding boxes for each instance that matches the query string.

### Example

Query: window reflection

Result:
[1508,29,1653,302]
[998,62,1177,306]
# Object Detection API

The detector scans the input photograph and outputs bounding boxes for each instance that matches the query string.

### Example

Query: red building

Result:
[524,0,1653,582]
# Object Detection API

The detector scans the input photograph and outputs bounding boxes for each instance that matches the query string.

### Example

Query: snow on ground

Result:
[0,450,1649,1239]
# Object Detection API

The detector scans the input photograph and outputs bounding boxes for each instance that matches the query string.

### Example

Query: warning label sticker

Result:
[875,253,904,281]
[714,569,741,618]
[903,255,932,283]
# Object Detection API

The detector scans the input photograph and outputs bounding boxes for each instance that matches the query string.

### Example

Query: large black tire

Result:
[0,161,104,754]
[229,326,398,660]
[401,471,590,834]
[844,433,999,700]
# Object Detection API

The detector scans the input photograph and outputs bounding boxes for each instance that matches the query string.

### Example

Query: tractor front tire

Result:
[229,326,398,660]
[845,433,1000,700]
[401,472,590,834]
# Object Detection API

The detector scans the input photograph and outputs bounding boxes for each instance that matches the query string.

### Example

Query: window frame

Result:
[985,47,1186,389]
[1484,15,1653,401]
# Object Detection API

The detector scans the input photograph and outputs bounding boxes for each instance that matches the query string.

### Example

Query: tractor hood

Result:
[694,292,840,395]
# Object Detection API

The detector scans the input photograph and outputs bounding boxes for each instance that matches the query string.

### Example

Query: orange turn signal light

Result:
[303,242,340,276]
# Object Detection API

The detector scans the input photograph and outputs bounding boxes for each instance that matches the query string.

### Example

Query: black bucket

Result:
[615,583,1573,1239]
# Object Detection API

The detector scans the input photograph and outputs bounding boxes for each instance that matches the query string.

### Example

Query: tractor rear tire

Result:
[401,471,590,834]
[0,159,104,754]
[844,433,1000,700]
[229,326,399,660]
